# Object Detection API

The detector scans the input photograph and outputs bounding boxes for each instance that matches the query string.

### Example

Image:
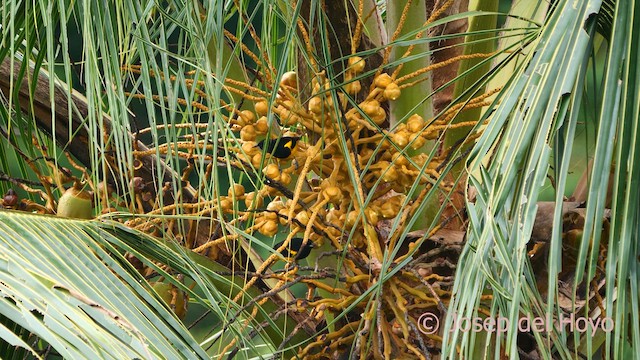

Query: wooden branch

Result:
[0,57,197,205]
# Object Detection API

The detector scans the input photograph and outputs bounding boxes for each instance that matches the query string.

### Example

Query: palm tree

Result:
[0,0,636,359]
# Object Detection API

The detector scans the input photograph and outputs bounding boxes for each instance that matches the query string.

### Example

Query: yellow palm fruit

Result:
[392,131,410,148]
[326,208,344,227]
[279,171,292,185]
[383,82,401,100]
[364,207,379,225]
[241,141,259,155]
[323,186,342,204]
[263,164,281,179]
[263,211,278,221]
[382,164,399,182]
[379,199,400,218]
[346,210,359,228]
[372,107,386,125]
[267,200,285,212]
[255,117,269,134]
[348,56,365,73]
[260,220,279,237]
[362,100,380,116]
[308,96,324,114]
[240,125,256,141]
[228,183,245,198]
[295,210,310,226]
[374,73,392,88]
[280,71,298,90]
[345,80,361,94]
[255,100,269,116]
[392,152,409,166]
[244,191,263,208]
[409,133,426,150]
[219,198,233,212]
[240,109,256,124]
[407,114,425,133]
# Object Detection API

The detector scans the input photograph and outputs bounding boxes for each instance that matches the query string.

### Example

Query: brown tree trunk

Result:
[428,0,470,114]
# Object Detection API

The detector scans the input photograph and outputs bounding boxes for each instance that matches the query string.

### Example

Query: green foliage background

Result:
[0,0,637,359]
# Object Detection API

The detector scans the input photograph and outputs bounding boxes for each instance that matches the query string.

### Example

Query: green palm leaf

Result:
[0,211,207,359]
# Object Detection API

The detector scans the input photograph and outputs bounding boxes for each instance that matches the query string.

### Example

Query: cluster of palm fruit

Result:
[0,29,478,360]
[210,59,452,254]
[0,1,487,354]
[179,53,467,356]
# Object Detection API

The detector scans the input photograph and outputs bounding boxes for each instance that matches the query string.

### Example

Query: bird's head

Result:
[283,136,300,150]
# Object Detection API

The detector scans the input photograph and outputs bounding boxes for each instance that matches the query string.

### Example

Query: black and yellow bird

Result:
[257,136,300,159]
[273,237,314,261]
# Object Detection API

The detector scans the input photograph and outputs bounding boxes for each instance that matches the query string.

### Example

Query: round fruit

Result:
[260,220,279,237]
[3,189,18,207]
[383,83,401,100]
[57,186,93,219]
[348,56,365,73]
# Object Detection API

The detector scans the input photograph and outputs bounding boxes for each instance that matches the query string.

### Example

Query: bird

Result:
[256,136,300,159]
[273,237,315,261]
